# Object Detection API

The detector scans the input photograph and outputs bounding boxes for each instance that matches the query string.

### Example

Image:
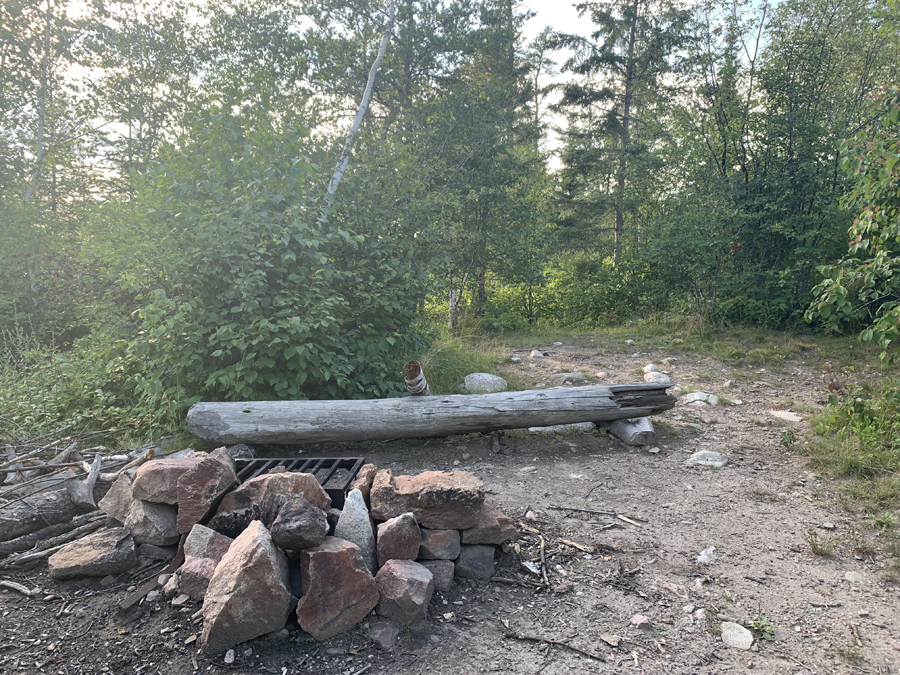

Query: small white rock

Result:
[529,350,544,358]
[224,649,235,664]
[643,364,659,373]
[721,622,754,650]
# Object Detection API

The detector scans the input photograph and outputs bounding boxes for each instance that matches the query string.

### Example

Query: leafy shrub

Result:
[88,104,429,410]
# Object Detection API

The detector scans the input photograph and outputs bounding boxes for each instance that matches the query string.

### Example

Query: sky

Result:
[520,0,591,42]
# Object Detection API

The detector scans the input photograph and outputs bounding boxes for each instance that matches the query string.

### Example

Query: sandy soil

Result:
[1,337,898,675]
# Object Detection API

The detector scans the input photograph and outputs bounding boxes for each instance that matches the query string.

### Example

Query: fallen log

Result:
[0,484,109,543]
[187,382,675,445]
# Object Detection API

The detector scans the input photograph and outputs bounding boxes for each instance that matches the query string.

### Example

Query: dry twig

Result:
[503,631,606,662]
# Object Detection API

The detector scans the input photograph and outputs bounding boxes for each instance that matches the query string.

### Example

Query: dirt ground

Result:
[2,336,899,675]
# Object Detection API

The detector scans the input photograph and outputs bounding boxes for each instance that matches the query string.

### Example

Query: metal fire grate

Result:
[233,456,365,508]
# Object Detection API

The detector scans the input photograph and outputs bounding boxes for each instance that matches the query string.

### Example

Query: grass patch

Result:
[417,334,506,395]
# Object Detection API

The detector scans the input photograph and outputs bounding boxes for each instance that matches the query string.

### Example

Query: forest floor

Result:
[2,334,899,675]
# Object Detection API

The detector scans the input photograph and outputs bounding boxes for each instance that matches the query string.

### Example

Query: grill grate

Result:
[233,456,365,508]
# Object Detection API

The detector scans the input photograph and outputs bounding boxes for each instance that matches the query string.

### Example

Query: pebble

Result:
[529,350,544,358]
[171,593,190,607]
[721,622,754,650]
[844,571,864,583]
[859,610,870,617]
[686,450,730,468]
[662,357,677,364]
[822,522,836,530]
[648,447,660,454]
[99,575,117,587]
[631,614,652,629]
[243,648,252,657]
[224,649,235,665]
[519,466,537,473]
[510,356,521,362]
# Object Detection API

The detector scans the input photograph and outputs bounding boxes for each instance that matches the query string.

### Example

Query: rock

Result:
[334,489,376,573]
[326,507,341,535]
[176,456,238,534]
[172,593,191,607]
[163,573,180,598]
[607,417,656,446]
[181,558,219,600]
[454,545,494,579]
[644,371,671,384]
[509,356,521,363]
[125,500,180,546]
[98,473,136,524]
[681,392,719,405]
[724,380,736,389]
[418,529,460,560]
[270,496,329,552]
[222,444,255,460]
[459,373,508,394]
[224,649,235,665]
[348,464,379,505]
[137,543,177,561]
[696,546,717,565]
[180,525,234,600]
[769,410,802,422]
[529,350,544,358]
[370,619,401,651]
[295,537,380,640]
[546,372,587,387]
[370,470,484,530]
[184,524,233,562]
[631,614,652,629]
[201,521,296,655]
[376,513,420,568]
[461,503,517,546]
[375,560,434,625]
[721,621,754,650]
[642,364,659,373]
[662,357,677,365]
[418,560,454,592]
[600,634,620,647]
[208,473,331,538]
[686,451,730,468]
[844,571,864,583]
[132,458,200,504]
[48,527,137,580]
[648,447,660,454]
[528,422,595,434]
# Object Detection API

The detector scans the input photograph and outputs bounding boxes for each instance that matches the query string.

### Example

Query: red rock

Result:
[370,618,401,651]
[176,456,238,534]
[376,512,420,568]
[98,473,135,524]
[375,560,434,625]
[184,524,233,562]
[180,557,219,599]
[418,559,454,592]
[454,545,494,579]
[347,463,378,505]
[124,500,179,546]
[370,470,484,530]
[48,528,137,580]
[295,537,379,640]
[132,458,200,504]
[201,521,296,655]
[460,503,518,545]
[208,473,331,538]
[270,496,328,552]
[418,529,460,560]
[180,525,234,600]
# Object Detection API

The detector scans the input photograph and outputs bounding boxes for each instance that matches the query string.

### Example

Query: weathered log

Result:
[0,484,109,543]
[187,382,675,445]
[607,417,656,446]
[65,453,102,510]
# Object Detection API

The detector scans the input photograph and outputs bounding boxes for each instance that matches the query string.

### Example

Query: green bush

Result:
[86,104,429,412]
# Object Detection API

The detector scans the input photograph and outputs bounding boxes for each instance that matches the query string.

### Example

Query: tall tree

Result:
[554,0,688,265]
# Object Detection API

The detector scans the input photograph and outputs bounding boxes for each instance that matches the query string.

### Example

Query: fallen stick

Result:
[557,539,593,553]
[0,580,40,597]
[0,511,102,558]
[66,453,102,510]
[548,506,648,522]
[539,535,549,585]
[0,517,104,569]
[503,631,606,662]
[491,576,544,589]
